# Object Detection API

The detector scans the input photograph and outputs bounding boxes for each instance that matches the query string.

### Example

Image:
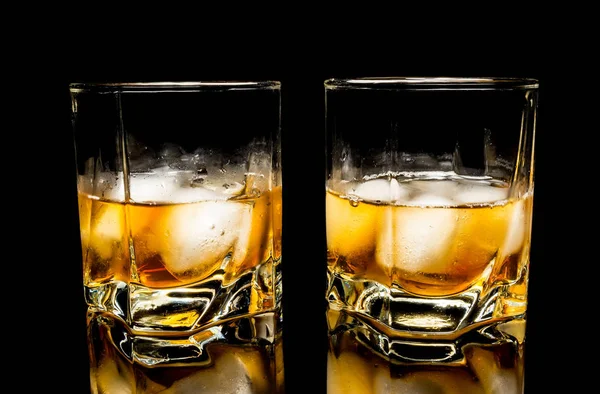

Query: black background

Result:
[27,21,590,393]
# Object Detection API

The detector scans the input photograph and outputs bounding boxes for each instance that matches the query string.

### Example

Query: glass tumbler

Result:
[70,81,283,393]
[325,77,538,394]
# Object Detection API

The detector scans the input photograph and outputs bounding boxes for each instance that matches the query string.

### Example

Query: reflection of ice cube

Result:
[151,201,252,279]
[376,195,456,274]
[95,357,134,394]
[468,346,520,394]
[374,370,442,394]
[453,184,508,205]
[161,351,263,394]
[351,178,410,203]
[375,368,484,394]
[327,352,373,394]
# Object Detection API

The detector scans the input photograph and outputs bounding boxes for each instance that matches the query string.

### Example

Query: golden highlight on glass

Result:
[325,78,537,393]
[71,82,283,393]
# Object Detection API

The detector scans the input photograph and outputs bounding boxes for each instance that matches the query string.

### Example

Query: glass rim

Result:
[69,81,281,93]
[324,77,539,90]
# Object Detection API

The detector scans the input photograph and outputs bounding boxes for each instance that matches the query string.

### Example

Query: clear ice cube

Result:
[148,200,252,280]
[165,185,234,203]
[86,170,244,204]
[90,171,125,201]
[502,200,526,256]
[453,183,508,205]
[129,171,181,202]
[326,191,379,262]
[161,351,266,394]
[129,170,235,203]
[245,150,272,195]
[407,193,454,207]
[376,194,457,274]
[88,203,126,260]
[407,180,460,201]
[350,178,410,203]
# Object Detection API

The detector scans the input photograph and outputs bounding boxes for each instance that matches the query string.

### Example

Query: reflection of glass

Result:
[70,82,283,393]
[325,78,538,393]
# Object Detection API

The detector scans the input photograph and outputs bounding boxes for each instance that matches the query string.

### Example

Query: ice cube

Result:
[351,178,410,203]
[327,352,374,394]
[77,193,92,254]
[132,170,246,203]
[223,192,271,284]
[218,181,246,196]
[502,200,526,256]
[129,171,190,203]
[246,150,272,195]
[161,350,267,394]
[89,202,126,260]
[168,185,233,203]
[95,172,125,201]
[326,191,379,264]
[88,169,246,204]
[148,200,252,281]
[406,193,454,207]
[92,204,124,240]
[376,194,457,275]
[83,171,164,202]
[453,184,508,205]
[326,178,409,264]
[77,174,94,195]
[408,180,460,200]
